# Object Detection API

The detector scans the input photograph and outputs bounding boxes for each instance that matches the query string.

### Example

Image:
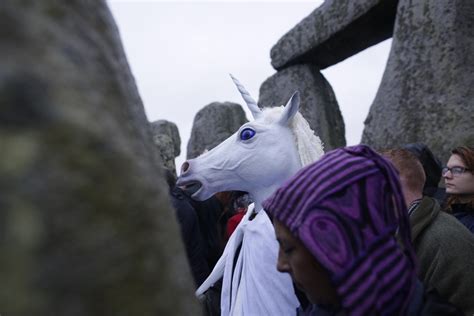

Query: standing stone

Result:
[0,1,199,315]
[150,120,181,175]
[362,0,474,162]
[187,102,247,159]
[259,64,346,150]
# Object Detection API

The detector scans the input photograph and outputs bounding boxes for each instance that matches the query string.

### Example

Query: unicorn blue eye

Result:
[240,128,256,141]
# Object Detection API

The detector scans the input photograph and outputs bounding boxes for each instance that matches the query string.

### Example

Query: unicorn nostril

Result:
[181,161,190,174]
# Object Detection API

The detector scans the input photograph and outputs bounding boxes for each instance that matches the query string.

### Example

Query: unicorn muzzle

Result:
[176,161,204,198]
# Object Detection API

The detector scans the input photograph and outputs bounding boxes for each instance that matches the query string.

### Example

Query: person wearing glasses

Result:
[383,148,474,315]
[443,146,474,233]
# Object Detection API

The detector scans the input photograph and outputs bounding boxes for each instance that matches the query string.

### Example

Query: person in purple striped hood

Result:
[262,145,461,316]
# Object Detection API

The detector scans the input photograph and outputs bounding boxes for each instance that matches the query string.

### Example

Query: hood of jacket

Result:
[410,196,441,242]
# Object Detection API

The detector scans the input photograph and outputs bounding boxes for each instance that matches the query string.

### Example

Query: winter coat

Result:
[451,203,474,234]
[170,187,210,287]
[410,196,474,315]
[184,193,225,270]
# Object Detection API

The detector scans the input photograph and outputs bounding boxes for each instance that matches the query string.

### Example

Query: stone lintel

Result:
[271,0,398,70]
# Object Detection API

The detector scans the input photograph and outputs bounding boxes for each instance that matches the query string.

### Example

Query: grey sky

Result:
[107,1,392,168]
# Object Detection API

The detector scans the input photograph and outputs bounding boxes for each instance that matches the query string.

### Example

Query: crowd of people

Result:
[165,144,474,315]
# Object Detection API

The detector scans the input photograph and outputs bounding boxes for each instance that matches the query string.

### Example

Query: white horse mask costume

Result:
[177,75,324,315]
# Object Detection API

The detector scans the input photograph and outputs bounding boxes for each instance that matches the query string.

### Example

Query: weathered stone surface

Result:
[0,1,199,315]
[150,120,181,174]
[270,0,398,70]
[150,120,181,156]
[259,64,346,150]
[187,102,248,159]
[362,0,474,162]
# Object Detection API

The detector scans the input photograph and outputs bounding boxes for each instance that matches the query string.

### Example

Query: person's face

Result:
[274,219,339,306]
[443,154,474,196]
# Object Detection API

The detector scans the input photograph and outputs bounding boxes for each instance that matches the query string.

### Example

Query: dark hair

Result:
[402,143,442,190]
[446,146,474,210]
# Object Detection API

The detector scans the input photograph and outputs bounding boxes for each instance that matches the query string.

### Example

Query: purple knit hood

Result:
[263,145,417,315]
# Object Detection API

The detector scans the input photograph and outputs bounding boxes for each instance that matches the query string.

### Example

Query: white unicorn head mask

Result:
[177,75,324,210]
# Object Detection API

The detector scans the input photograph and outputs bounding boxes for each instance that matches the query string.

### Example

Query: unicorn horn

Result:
[229,74,262,119]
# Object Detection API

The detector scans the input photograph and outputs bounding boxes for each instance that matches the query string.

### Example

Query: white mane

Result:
[261,106,324,166]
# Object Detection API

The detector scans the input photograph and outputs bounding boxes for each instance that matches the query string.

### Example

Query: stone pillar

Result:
[150,120,181,175]
[0,1,200,315]
[187,102,248,159]
[362,0,474,161]
[259,64,346,150]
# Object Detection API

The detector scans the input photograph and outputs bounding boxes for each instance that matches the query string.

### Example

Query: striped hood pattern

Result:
[263,145,417,315]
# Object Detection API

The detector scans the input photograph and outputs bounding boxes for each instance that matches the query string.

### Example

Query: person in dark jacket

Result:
[443,146,474,233]
[164,169,210,287]
[383,148,474,315]
[403,143,445,203]
[263,145,461,316]
[182,187,226,271]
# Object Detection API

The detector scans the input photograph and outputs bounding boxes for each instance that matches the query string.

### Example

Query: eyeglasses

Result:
[442,166,471,176]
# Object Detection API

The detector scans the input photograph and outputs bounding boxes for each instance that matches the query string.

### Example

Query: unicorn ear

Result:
[277,91,300,126]
[230,74,262,119]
